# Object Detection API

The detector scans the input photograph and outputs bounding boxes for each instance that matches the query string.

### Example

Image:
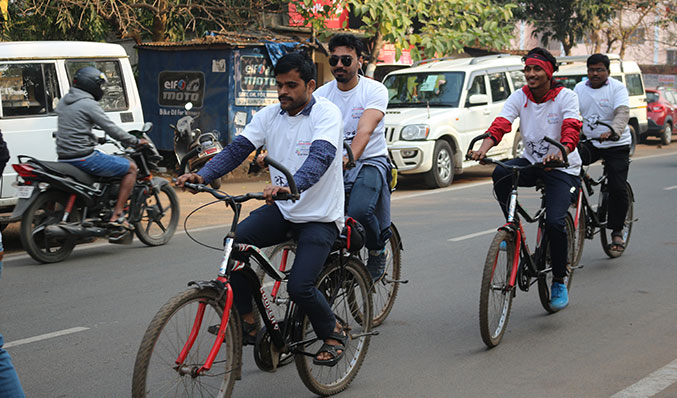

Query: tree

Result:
[505,0,615,55]
[289,0,516,73]
[2,0,284,43]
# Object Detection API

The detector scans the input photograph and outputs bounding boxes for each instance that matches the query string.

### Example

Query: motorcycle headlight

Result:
[400,124,430,140]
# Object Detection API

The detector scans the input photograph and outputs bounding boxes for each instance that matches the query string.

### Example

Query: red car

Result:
[646,87,676,145]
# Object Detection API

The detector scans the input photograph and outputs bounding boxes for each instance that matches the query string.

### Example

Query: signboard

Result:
[158,71,205,108]
[288,0,348,29]
[234,54,278,106]
[377,43,413,65]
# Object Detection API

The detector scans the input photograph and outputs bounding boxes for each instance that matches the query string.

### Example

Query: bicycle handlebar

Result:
[583,120,620,142]
[343,141,356,169]
[465,133,569,169]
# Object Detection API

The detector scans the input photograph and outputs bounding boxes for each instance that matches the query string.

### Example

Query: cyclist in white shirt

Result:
[574,53,631,253]
[469,47,582,310]
[177,52,348,367]
[315,33,392,281]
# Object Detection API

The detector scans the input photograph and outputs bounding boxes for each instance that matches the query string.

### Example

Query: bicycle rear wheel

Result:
[366,225,402,327]
[479,230,515,348]
[132,288,242,398]
[538,213,575,313]
[571,202,587,269]
[600,182,634,258]
[295,256,373,396]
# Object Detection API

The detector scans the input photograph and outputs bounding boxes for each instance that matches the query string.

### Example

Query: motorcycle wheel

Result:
[20,191,78,263]
[134,184,180,246]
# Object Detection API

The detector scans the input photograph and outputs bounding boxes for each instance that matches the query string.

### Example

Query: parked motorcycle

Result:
[172,103,223,189]
[11,123,180,264]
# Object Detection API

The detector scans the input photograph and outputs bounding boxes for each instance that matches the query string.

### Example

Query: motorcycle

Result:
[11,123,180,264]
[171,103,223,189]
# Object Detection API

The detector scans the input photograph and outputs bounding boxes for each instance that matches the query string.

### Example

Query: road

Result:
[1,142,676,397]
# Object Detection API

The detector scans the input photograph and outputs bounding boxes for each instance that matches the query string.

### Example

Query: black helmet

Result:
[73,66,107,101]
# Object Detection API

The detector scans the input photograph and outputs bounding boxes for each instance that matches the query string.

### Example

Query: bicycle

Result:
[132,158,376,397]
[467,134,577,348]
[571,121,636,266]
[261,143,406,328]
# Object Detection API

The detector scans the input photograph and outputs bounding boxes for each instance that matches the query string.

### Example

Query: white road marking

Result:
[664,185,677,191]
[448,228,496,242]
[4,327,89,349]
[393,181,491,201]
[610,358,677,398]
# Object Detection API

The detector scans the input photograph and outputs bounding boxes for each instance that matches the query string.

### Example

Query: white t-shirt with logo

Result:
[241,95,344,229]
[575,78,631,149]
[498,88,582,176]
[315,77,388,159]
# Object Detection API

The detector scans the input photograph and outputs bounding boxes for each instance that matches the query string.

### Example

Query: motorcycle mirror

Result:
[185,102,193,111]
[142,122,153,133]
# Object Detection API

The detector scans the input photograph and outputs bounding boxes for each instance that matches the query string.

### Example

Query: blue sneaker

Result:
[367,248,387,281]
[550,282,569,310]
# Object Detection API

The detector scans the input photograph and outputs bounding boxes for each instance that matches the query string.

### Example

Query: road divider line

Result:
[448,228,496,242]
[4,327,89,348]
[610,358,677,398]
[664,185,677,191]
[393,181,492,201]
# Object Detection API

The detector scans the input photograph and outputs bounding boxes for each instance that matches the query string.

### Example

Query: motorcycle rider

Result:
[56,66,148,229]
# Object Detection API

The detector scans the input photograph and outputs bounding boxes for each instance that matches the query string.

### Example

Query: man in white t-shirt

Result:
[315,33,392,281]
[574,53,631,253]
[177,53,348,367]
[469,47,582,311]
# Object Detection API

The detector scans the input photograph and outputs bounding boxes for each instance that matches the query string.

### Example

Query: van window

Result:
[489,72,510,102]
[384,72,465,108]
[66,60,128,111]
[0,63,61,118]
[509,70,526,90]
[626,73,644,96]
[465,75,487,107]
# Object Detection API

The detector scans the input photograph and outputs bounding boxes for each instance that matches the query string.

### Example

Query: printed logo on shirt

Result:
[546,113,561,125]
[344,129,357,140]
[598,98,611,107]
[526,139,550,160]
[273,174,287,187]
[295,140,311,157]
[351,107,364,119]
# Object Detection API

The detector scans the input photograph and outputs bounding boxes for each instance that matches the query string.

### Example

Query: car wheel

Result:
[423,140,454,188]
[661,123,672,146]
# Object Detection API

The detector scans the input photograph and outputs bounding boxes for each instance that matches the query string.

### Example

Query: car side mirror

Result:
[468,94,489,106]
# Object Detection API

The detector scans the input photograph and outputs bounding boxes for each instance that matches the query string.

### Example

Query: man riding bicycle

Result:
[176,52,349,367]
[468,47,582,310]
[574,53,631,253]
[56,66,149,230]
[314,33,392,282]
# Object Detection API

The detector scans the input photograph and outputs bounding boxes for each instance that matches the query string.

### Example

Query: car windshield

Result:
[554,74,623,90]
[646,91,659,103]
[383,72,464,108]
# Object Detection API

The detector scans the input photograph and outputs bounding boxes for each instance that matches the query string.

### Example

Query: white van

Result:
[0,41,145,221]
[554,55,648,156]
[383,55,525,188]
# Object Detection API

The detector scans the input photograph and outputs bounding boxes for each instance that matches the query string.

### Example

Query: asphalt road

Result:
[1,142,676,397]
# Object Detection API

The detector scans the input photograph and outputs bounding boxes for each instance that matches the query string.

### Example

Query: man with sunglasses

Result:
[574,54,631,253]
[315,33,392,282]
[468,47,582,311]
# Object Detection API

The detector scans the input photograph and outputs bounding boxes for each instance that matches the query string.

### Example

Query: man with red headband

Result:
[468,47,582,311]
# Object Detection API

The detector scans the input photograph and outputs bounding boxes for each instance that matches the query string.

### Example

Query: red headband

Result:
[525,57,554,79]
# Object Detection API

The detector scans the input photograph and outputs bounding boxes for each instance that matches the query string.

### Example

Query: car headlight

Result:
[400,124,430,140]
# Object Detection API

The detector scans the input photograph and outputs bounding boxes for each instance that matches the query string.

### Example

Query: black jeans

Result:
[492,158,580,279]
[578,142,630,232]
[229,203,339,340]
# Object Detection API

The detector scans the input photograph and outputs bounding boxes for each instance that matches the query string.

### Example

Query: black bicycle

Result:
[132,158,375,398]
[571,121,636,267]
[467,134,577,347]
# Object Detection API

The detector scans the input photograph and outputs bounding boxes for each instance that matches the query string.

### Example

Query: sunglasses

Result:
[329,55,353,67]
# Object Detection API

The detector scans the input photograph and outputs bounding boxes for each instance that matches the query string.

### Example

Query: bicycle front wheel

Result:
[538,213,575,313]
[600,182,634,258]
[367,225,402,327]
[132,288,242,398]
[479,230,515,348]
[295,256,373,396]
[571,203,587,269]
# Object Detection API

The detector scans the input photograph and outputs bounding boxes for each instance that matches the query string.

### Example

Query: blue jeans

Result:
[347,165,384,251]
[0,236,26,398]
[492,158,579,279]
[60,150,130,178]
[229,204,339,340]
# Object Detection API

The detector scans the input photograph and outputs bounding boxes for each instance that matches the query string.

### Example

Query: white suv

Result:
[383,55,525,188]
[554,55,648,156]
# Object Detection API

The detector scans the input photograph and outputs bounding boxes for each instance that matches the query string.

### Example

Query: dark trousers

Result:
[579,142,630,232]
[229,203,339,340]
[347,165,384,251]
[492,158,580,279]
